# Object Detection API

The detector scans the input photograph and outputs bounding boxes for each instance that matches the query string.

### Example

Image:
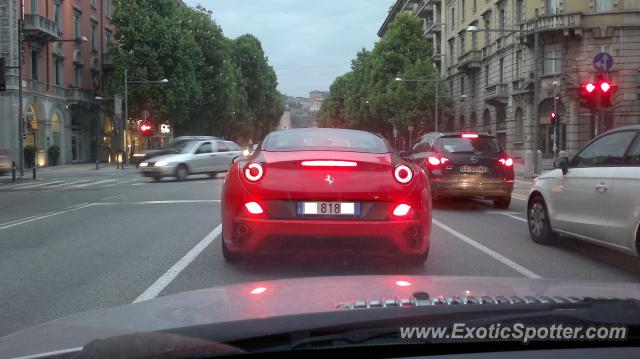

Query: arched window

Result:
[51,113,61,146]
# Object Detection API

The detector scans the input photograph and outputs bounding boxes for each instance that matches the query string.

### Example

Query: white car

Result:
[527,125,640,255]
[139,140,244,181]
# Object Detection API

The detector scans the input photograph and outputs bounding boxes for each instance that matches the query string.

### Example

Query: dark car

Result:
[406,132,514,208]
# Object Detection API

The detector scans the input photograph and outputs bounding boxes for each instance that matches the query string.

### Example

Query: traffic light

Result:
[550,112,557,123]
[0,57,6,92]
[598,79,617,108]
[578,82,597,109]
[141,122,153,136]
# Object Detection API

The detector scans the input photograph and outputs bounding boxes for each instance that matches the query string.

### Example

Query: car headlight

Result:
[242,149,250,157]
[139,162,148,167]
[155,160,169,167]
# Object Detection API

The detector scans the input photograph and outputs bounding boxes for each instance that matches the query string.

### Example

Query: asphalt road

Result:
[2,164,640,337]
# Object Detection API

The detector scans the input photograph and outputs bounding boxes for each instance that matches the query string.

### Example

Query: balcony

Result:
[415,0,435,17]
[103,52,114,70]
[458,50,482,72]
[22,14,59,42]
[66,87,95,103]
[484,83,509,106]
[524,13,582,38]
[423,21,441,36]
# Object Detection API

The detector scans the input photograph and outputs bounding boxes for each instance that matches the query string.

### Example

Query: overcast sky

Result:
[184,0,393,97]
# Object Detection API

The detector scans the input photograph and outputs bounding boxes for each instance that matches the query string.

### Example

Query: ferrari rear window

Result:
[265,129,389,153]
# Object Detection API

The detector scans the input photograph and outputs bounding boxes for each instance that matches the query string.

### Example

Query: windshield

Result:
[3,0,639,356]
[436,136,501,154]
[265,129,388,153]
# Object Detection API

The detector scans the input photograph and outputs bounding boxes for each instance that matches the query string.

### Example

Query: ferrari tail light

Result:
[392,203,412,217]
[244,202,264,215]
[498,158,514,167]
[461,133,479,139]
[394,165,413,184]
[244,162,264,182]
[301,160,357,167]
[427,156,449,168]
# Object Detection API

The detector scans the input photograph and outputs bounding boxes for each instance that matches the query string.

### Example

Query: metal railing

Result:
[458,50,482,65]
[23,14,59,40]
[523,13,582,33]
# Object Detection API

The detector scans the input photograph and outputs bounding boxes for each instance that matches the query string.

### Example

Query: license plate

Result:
[459,166,488,173]
[298,202,358,215]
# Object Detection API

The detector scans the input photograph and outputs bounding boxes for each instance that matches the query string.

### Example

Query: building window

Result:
[499,58,504,83]
[484,65,489,87]
[54,57,63,86]
[91,22,98,52]
[31,49,40,80]
[450,8,455,33]
[91,0,97,8]
[105,0,113,18]
[461,0,465,22]
[472,30,477,50]
[470,72,477,97]
[499,9,506,34]
[484,18,491,45]
[449,39,455,63]
[515,50,522,79]
[92,70,99,91]
[30,0,38,14]
[54,1,62,33]
[514,108,524,142]
[460,33,465,54]
[515,0,523,23]
[595,0,613,12]
[546,0,559,15]
[544,49,561,74]
[75,65,83,87]
[460,75,465,96]
[74,12,81,39]
[52,113,61,147]
[473,0,477,13]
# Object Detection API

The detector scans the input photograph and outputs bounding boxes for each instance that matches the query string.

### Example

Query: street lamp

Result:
[122,69,169,167]
[465,23,541,175]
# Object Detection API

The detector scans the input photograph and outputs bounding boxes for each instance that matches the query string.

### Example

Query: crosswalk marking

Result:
[44,180,93,188]
[11,181,68,190]
[68,179,118,188]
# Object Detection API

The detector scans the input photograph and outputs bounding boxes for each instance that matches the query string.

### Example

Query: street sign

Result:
[114,95,122,117]
[593,52,613,72]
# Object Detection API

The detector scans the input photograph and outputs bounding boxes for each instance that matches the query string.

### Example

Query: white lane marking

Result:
[12,180,67,189]
[131,183,145,186]
[69,179,117,188]
[134,224,222,303]
[484,210,528,223]
[0,210,60,227]
[432,219,541,279]
[44,179,93,188]
[0,203,95,231]
[11,346,84,359]
[93,200,220,205]
[100,194,122,201]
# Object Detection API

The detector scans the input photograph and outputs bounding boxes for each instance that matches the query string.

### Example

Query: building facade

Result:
[379,0,640,159]
[0,0,115,166]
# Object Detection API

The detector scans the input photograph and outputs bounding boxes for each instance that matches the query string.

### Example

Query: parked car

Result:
[405,132,514,208]
[139,139,243,181]
[131,136,219,167]
[527,124,640,255]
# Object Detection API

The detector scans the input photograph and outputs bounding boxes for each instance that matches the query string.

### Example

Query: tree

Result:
[321,13,440,143]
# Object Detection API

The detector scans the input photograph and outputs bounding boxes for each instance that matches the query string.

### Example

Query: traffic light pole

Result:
[123,69,128,168]
[17,10,24,177]
[532,26,541,175]
[553,84,558,158]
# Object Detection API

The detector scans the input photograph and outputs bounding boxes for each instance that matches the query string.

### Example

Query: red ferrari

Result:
[221,128,431,263]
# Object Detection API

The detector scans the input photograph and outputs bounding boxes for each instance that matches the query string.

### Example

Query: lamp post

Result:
[122,69,168,167]
[466,23,540,175]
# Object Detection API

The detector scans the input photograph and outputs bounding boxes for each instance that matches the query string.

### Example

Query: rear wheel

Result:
[209,172,218,179]
[222,235,241,262]
[152,175,162,182]
[494,196,511,209]
[175,164,188,181]
[527,195,556,244]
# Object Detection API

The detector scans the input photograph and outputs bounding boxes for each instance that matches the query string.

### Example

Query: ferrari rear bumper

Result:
[225,217,430,256]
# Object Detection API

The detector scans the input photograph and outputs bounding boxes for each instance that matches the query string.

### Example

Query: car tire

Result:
[494,196,511,209]
[407,247,429,265]
[527,195,556,244]
[152,175,162,182]
[175,164,188,181]
[221,236,241,263]
[209,172,218,179]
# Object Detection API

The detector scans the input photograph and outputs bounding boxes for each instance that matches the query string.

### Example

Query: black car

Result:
[406,132,514,208]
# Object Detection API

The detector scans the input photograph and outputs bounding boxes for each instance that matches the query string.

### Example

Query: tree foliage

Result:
[109,0,283,142]
[319,13,444,142]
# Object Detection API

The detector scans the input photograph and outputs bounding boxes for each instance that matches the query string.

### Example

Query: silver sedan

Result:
[139,140,244,181]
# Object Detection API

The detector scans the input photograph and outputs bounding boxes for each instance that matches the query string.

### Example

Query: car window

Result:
[411,139,427,153]
[225,141,240,151]
[265,129,388,153]
[435,136,500,154]
[624,134,640,166]
[196,142,212,154]
[572,131,637,167]
[217,141,229,152]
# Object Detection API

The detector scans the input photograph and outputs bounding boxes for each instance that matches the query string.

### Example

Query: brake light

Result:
[461,133,479,139]
[499,158,514,167]
[394,165,413,184]
[244,162,264,182]
[244,202,264,215]
[427,156,449,167]
[392,203,412,216]
[301,160,357,167]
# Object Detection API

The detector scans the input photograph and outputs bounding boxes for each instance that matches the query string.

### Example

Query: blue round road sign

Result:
[593,52,613,72]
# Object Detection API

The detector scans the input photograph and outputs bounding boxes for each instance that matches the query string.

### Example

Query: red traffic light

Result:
[550,112,557,120]
[141,122,153,135]
[600,81,611,93]
[585,82,596,93]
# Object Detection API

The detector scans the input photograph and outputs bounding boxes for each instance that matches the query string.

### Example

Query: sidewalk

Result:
[1,162,135,183]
